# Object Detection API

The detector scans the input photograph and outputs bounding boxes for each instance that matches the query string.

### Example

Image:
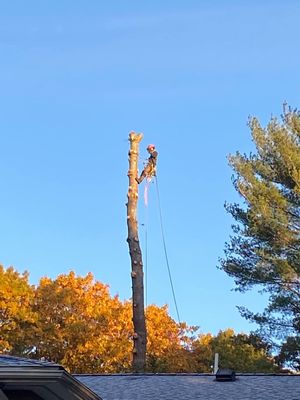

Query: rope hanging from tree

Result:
[140,149,181,324]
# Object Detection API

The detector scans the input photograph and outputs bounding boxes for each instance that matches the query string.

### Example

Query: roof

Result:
[76,373,300,400]
[0,355,102,400]
[2,356,299,400]
[0,354,62,368]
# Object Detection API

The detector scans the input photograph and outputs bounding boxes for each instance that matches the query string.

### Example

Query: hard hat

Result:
[147,144,155,150]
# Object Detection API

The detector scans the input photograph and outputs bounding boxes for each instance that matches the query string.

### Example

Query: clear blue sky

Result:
[1,1,300,335]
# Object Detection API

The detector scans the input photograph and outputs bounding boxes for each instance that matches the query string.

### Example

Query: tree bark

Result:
[126,132,147,372]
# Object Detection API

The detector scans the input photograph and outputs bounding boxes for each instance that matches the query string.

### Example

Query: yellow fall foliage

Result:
[0,266,279,373]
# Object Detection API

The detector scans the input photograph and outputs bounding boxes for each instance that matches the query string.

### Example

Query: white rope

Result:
[155,176,181,324]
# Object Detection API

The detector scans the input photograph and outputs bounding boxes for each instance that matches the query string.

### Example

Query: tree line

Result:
[0,266,278,373]
[1,103,299,372]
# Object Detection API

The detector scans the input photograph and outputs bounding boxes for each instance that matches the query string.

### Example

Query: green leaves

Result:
[192,329,278,373]
[221,105,300,361]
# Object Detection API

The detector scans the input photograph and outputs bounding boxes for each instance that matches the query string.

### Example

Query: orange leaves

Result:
[0,265,198,372]
[32,271,132,373]
[145,304,198,372]
[28,271,136,373]
[0,266,198,372]
[0,265,35,354]
[1,267,278,374]
[146,305,181,354]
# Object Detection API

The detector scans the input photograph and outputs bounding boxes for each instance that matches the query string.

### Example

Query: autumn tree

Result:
[192,329,278,372]
[32,271,132,373]
[0,264,196,372]
[1,265,279,373]
[0,265,36,356]
[220,105,300,358]
[146,304,197,372]
[31,272,199,373]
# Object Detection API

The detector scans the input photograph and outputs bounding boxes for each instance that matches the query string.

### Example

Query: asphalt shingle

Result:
[76,374,300,400]
[0,354,61,368]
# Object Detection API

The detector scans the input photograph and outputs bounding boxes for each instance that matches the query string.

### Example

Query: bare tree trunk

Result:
[126,132,147,372]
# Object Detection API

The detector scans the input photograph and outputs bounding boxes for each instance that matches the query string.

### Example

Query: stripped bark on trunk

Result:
[126,132,147,372]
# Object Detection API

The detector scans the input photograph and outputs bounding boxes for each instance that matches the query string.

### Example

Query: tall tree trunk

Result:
[126,132,147,372]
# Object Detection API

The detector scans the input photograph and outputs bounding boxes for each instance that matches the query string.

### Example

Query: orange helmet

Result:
[147,144,155,151]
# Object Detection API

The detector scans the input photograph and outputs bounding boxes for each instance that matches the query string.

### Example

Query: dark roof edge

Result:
[0,366,102,400]
[62,373,103,400]
[74,372,299,377]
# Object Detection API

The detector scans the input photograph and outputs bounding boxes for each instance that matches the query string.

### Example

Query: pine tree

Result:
[220,105,300,346]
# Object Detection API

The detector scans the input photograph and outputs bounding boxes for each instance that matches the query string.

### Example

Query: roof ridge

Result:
[0,354,61,367]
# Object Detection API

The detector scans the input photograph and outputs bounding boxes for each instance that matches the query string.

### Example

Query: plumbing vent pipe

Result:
[213,353,219,375]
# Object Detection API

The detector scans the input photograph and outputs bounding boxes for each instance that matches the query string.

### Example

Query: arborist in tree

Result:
[136,144,158,184]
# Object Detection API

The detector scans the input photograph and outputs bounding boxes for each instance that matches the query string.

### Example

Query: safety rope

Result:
[154,176,181,324]
[144,194,149,308]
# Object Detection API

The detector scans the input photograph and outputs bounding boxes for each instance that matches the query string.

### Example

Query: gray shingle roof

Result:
[0,356,102,400]
[0,354,61,368]
[76,373,300,400]
[2,356,299,400]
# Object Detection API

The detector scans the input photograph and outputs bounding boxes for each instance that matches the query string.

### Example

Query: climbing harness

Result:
[143,162,156,181]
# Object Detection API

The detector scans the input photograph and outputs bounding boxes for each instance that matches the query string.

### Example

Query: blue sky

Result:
[1,1,300,335]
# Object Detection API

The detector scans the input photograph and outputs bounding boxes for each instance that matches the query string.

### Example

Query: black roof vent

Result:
[215,368,236,382]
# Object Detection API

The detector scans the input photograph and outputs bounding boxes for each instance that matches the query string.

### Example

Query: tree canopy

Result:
[32,271,133,373]
[0,265,280,373]
[0,266,36,355]
[220,105,300,364]
[192,329,277,373]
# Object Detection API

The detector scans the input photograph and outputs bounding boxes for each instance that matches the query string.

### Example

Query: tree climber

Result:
[136,144,158,184]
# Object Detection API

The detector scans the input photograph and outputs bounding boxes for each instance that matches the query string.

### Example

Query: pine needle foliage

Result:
[220,105,300,344]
